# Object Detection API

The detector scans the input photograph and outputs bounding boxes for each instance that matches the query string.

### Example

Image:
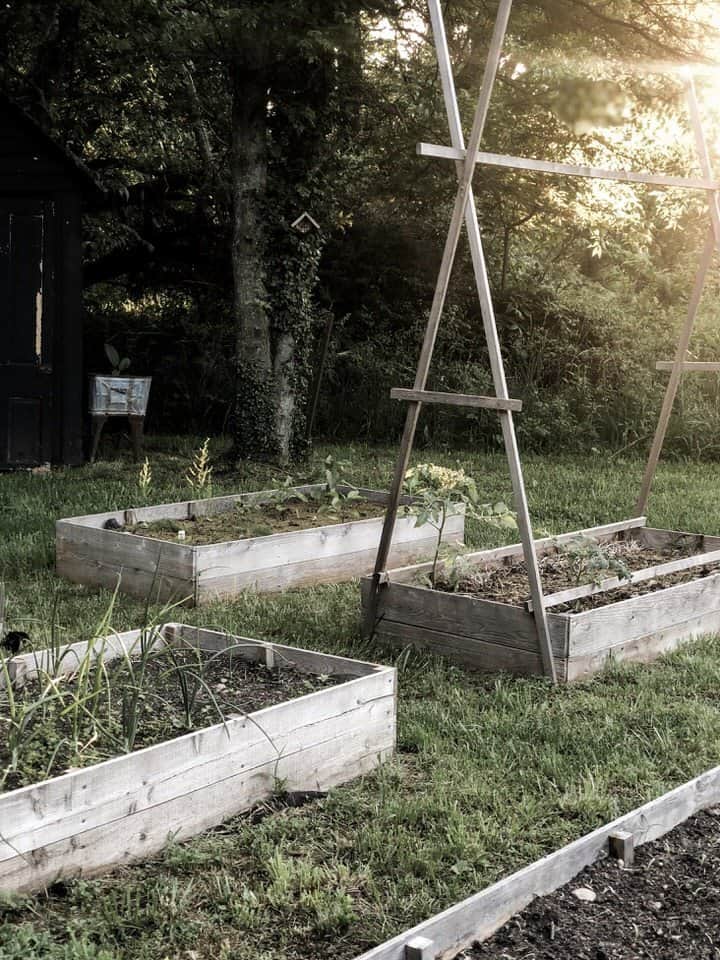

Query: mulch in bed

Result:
[126,497,386,545]
[434,538,720,612]
[462,809,720,960]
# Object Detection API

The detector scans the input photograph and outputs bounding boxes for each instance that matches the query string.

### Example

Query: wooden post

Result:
[427,0,557,681]
[636,230,716,515]
[636,79,719,515]
[370,0,515,587]
[305,310,335,444]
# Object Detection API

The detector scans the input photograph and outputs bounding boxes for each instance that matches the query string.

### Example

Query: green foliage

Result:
[403,462,516,584]
[557,535,632,587]
[103,343,130,376]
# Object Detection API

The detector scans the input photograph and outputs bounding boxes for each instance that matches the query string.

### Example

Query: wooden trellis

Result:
[369,0,720,684]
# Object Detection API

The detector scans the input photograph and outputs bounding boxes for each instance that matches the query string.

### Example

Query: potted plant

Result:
[89,344,152,418]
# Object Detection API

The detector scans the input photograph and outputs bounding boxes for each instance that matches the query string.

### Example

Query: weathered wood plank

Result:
[362,579,569,657]
[0,628,396,892]
[0,674,394,860]
[196,512,464,578]
[566,608,720,681]
[390,388,522,412]
[416,142,720,191]
[383,518,647,586]
[56,520,195,580]
[169,624,383,678]
[55,544,194,605]
[567,570,720,657]
[198,530,462,600]
[531,547,720,612]
[1,737,393,892]
[352,764,720,960]
[656,361,720,372]
[57,488,463,604]
[372,617,568,679]
[639,526,720,553]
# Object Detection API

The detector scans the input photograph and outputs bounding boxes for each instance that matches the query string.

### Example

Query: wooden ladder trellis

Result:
[368,0,720,685]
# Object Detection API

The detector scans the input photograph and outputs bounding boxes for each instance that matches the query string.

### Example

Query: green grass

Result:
[2,439,720,959]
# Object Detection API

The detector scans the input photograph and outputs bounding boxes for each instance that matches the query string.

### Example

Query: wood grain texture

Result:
[364,523,720,682]
[567,570,720,657]
[0,626,396,893]
[535,547,720,612]
[56,488,464,604]
[383,518,647,586]
[390,388,522,412]
[353,765,720,960]
[417,142,720,191]
[364,579,568,658]
[656,361,720,372]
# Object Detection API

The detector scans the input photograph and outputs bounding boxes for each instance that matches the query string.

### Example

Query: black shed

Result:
[0,96,98,468]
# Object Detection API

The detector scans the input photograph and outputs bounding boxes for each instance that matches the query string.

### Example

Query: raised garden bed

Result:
[352,764,720,960]
[56,484,464,604]
[362,518,720,681]
[0,624,396,894]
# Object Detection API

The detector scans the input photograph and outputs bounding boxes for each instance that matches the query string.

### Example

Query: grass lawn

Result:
[2,438,720,959]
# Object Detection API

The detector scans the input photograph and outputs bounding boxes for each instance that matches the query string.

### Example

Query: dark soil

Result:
[126,496,386,545]
[0,649,345,794]
[462,809,720,960]
[434,537,720,612]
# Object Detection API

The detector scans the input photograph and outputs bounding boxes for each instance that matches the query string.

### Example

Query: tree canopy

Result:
[2,0,719,456]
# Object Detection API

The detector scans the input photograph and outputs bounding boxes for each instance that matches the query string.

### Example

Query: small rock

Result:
[649,900,663,911]
[572,886,597,903]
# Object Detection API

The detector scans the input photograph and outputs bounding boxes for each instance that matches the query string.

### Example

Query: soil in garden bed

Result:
[0,648,347,793]
[461,808,720,960]
[125,497,387,545]
[433,537,720,612]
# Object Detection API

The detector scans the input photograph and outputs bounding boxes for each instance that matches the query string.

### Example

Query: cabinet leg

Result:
[90,415,108,463]
[128,416,145,461]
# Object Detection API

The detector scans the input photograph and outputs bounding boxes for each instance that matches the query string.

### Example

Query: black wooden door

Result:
[0,197,54,467]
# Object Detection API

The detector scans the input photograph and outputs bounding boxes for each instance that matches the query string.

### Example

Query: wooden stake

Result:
[636,78,719,515]
[427,0,557,681]
[370,0,514,589]
[636,229,716,515]
[417,142,719,192]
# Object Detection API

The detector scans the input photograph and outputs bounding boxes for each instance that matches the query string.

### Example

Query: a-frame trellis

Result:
[369,0,720,684]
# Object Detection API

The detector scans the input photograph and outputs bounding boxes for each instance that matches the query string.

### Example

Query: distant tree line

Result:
[2,0,719,458]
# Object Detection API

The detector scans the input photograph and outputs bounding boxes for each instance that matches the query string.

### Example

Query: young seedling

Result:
[558,535,632,587]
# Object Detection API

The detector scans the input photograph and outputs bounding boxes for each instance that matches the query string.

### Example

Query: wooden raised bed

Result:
[56,484,464,605]
[362,518,720,682]
[0,624,396,893]
[352,763,720,960]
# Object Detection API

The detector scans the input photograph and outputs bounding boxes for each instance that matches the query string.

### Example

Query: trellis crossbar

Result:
[368,0,720,683]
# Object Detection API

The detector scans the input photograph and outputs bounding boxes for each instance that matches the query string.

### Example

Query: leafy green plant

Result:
[403,463,516,586]
[557,535,632,586]
[323,455,361,507]
[104,343,130,377]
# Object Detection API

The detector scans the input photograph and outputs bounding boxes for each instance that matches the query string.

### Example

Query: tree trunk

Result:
[230,54,278,461]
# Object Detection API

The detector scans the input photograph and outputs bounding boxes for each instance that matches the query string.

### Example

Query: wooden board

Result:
[390,388,522,412]
[416,142,720,191]
[0,626,396,893]
[56,486,464,605]
[352,764,720,960]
